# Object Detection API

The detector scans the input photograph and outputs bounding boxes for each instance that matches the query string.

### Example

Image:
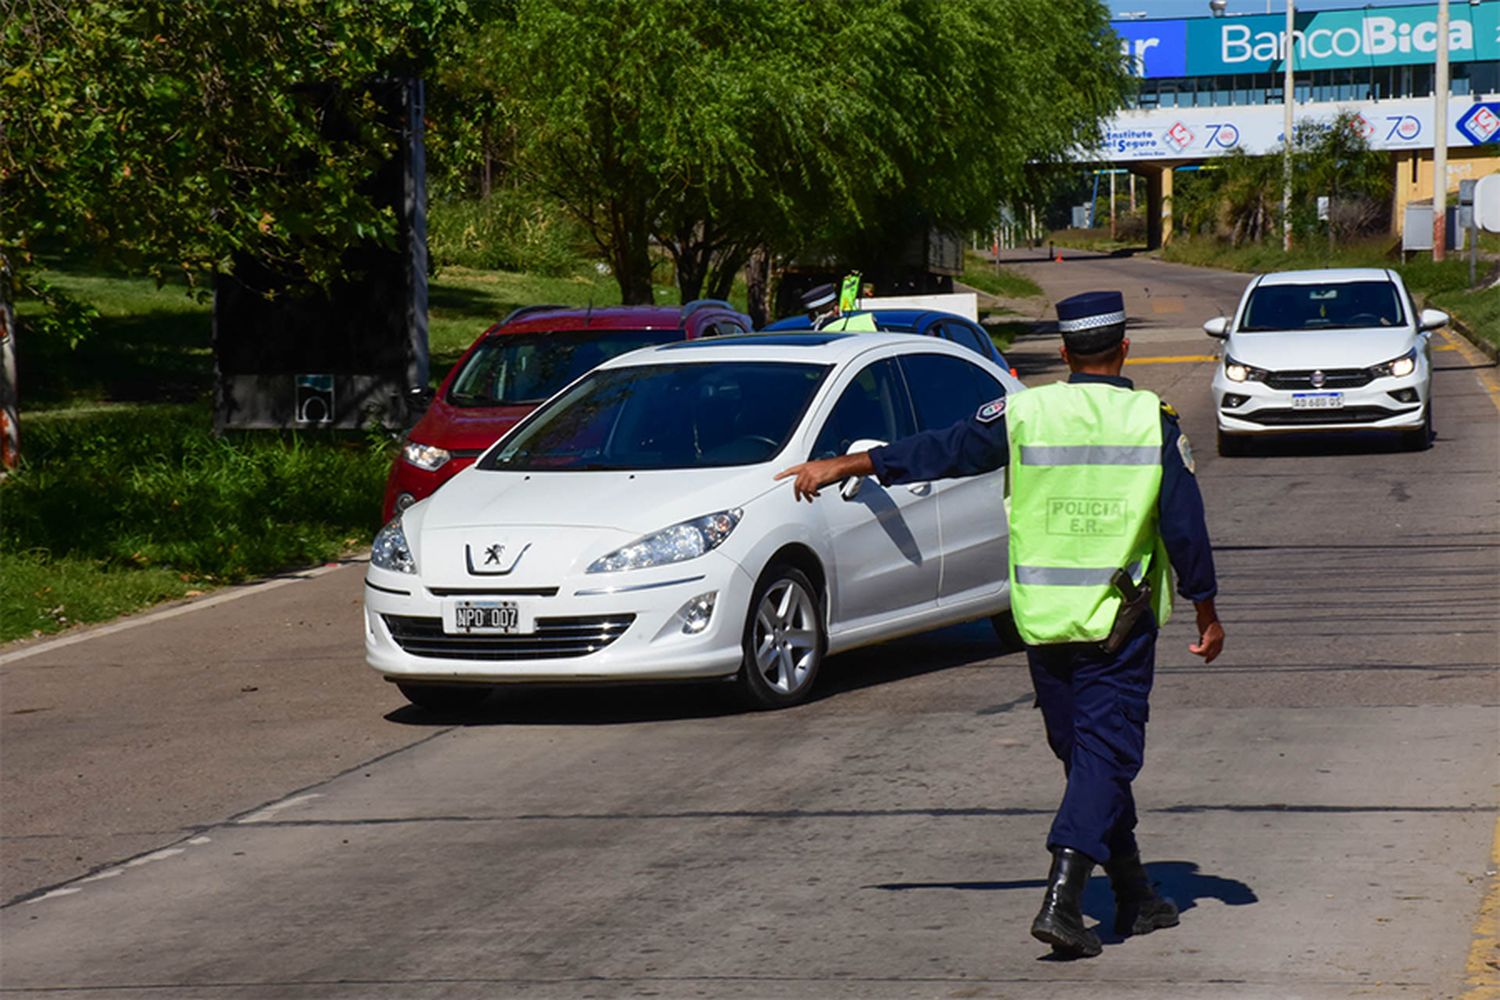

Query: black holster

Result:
[1100,568,1151,655]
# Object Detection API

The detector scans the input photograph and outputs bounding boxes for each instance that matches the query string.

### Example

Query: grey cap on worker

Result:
[801,283,837,311]
[1056,290,1127,354]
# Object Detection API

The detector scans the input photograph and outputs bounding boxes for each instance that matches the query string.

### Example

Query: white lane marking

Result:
[24,888,81,905]
[123,847,186,867]
[77,868,124,884]
[238,793,322,824]
[0,557,368,667]
[188,836,211,845]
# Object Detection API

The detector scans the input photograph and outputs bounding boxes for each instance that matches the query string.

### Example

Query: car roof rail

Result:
[500,303,569,325]
[680,298,734,320]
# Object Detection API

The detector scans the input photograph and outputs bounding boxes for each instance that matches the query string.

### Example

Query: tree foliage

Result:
[444,0,1131,304]
[1172,109,1390,249]
[0,0,473,320]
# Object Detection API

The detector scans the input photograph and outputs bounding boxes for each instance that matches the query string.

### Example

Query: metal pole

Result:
[1110,168,1118,240]
[1433,0,1449,262]
[1282,0,1295,252]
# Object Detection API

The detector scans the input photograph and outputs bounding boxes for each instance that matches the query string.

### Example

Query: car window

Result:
[810,359,915,460]
[900,353,1007,432]
[447,328,682,407]
[936,320,992,359]
[1240,281,1405,332]
[481,361,832,471]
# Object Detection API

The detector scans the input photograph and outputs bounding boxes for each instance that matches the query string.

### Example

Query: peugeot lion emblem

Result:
[1310,369,1326,388]
[466,541,530,575]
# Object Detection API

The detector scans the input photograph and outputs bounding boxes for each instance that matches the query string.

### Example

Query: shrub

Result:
[1,404,392,581]
[427,189,588,276]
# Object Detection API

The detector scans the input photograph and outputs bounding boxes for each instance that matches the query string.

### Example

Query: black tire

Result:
[1400,403,1433,452]
[990,610,1025,653]
[736,564,825,710]
[396,682,492,713]
[1216,428,1248,457]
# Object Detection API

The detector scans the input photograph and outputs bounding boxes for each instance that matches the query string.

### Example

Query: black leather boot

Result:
[1030,847,1102,957]
[1104,851,1179,936]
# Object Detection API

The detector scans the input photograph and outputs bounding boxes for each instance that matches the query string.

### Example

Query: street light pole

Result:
[1282,0,1295,252]
[1433,0,1449,262]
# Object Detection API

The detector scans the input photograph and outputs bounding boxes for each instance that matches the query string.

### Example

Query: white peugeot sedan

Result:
[365,333,1025,712]
[1205,268,1445,455]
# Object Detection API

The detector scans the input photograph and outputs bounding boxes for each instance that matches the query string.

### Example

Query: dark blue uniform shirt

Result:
[868,373,1217,602]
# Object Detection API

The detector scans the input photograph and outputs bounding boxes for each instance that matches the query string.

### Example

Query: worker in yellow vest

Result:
[799,282,877,332]
[776,290,1224,959]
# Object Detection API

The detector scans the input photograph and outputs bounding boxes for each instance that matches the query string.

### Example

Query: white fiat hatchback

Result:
[364,333,1025,712]
[1206,268,1445,455]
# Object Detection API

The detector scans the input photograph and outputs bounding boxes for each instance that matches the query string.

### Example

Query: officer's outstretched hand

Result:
[775,453,876,503]
[1190,598,1225,663]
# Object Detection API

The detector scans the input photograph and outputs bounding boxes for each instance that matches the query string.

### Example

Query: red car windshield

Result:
[447,328,683,406]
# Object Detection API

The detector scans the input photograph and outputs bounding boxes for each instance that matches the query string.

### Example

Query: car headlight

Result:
[587,509,742,573]
[1223,356,1267,383]
[402,440,451,472]
[371,517,416,574]
[1370,349,1417,379]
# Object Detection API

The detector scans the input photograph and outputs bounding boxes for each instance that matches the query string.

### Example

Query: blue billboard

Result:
[1114,19,1187,79]
[1111,3,1500,78]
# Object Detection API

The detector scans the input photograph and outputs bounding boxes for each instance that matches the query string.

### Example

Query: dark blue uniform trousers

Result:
[1026,613,1156,865]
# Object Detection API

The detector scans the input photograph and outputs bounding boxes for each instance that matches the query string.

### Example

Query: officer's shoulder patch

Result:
[1177,431,1196,475]
[1160,400,1180,421]
[976,396,1007,424]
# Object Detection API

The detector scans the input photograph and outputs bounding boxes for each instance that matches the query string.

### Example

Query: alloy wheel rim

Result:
[752,579,818,694]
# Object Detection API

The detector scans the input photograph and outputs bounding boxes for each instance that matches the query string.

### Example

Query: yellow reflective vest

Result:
[1005,381,1173,645]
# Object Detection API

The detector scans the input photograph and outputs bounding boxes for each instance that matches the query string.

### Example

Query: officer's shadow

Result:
[872,861,1257,950]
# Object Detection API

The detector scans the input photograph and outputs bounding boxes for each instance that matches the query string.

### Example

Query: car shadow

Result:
[1222,430,1428,458]
[382,619,1019,727]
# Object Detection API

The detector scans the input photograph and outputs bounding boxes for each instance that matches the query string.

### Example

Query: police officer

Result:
[800,282,877,331]
[776,290,1224,959]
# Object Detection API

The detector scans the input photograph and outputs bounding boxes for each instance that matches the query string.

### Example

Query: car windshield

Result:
[479,361,833,471]
[447,329,683,406]
[1240,281,1405,332]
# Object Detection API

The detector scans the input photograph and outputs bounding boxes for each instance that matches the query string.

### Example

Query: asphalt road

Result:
[2,251,1497,999]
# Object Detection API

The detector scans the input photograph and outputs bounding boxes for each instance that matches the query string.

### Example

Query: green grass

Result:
[1,403,392,642]
[0,552,206,643]
[1047,228,1149,255]
[16,270,215,408]
[1162,237,1500,352]
[961,251,1043,301]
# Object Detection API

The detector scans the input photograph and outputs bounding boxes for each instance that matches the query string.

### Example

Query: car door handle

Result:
[906,482,931,496]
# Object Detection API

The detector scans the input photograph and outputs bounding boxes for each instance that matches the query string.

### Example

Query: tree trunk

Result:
[744,248,770,328]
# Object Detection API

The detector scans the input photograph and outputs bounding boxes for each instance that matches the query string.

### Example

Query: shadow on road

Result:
[1217,430,1432,459]
[870,859,1258,949]
[382,620,1018,727]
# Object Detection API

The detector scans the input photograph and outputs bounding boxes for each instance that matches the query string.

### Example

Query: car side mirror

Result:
[1418,308,1449,332]
[1203,316,1229,339]
[839,438,886,501]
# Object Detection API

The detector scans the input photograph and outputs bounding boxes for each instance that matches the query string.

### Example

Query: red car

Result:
[382,301,752,520]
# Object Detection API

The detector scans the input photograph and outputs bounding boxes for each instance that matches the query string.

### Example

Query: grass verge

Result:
[1,403,391,643]
[961,251,1044,300]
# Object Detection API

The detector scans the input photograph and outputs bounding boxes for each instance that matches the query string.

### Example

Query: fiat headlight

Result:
[1371,349,1417,379]
[587,509,742,573]
[402,440,451,472]
[1223,356,1267,383]
[371,517,416,574]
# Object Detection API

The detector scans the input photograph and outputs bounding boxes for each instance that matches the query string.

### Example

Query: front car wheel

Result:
[736,565,825,710]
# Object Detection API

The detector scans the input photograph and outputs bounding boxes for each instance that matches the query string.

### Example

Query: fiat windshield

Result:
[1240,281,1406,332]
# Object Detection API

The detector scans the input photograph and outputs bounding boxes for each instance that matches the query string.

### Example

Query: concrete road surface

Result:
[2,250,1497,999]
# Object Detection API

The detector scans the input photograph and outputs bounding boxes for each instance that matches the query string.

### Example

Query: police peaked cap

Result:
[801,283,837,310]
[1056,290,1127,354]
